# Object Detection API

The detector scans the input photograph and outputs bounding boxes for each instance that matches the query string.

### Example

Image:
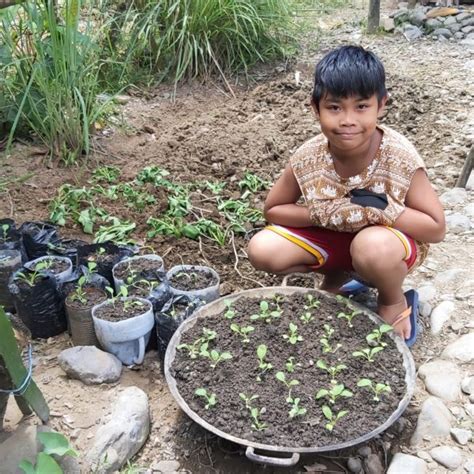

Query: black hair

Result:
[312,45,387,110]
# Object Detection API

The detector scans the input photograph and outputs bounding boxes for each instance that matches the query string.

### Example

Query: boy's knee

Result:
[247,231,285,273]
[350,227,399,269]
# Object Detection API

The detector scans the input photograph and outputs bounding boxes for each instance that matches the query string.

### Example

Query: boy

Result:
[247,46,445,346]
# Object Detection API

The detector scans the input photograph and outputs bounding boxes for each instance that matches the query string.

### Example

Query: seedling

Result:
[276,371,300,402]
[320,324,341,353]
[316,360,347,384]
[250,407,267,431]
[288,397,307,419]
[337,308,362,328]
[352,346,384,362]
[239,393,259,410]
[272,294,285,310]
[33,259,54,272]
[238,171,271,197]
[283,323,303,345]
[194,388,217,409]
[285,357,300,373]
[357,378,392,402]
[177,327,216,359]
[201,328,217,343]
[256,344,272,380]
[230,323,255,343]
[315,383,353,404]
[199,344,232,368]
[1,224,9,241]
[366,324,392,347]
[177,339,203,359]
[15,270,42,287]
[304,294,321,310]
[250,300,282,323]
[223,300,235,319]
[204,180,226,194]
[69,276,88,304]
[322,405,348,432]
[300,311,314,324]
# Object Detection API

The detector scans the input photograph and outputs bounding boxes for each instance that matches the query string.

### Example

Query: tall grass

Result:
[0,1,109,163]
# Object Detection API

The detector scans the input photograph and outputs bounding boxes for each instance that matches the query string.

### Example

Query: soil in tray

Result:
[169,268,217,291]
[94,298,149,321]
[32,258,69,274]
[86,248,118,265]
[171,292,407,448]
[66,287,107,310]
[114,257,163,281]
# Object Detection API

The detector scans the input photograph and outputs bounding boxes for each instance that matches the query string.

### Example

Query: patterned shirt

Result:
[290,124,429,267]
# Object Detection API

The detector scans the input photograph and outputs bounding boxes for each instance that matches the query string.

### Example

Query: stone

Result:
[382,17,396,32]
[417,284,437,303]
[364,454,384,474]
[86,387,150,473]
[418,360,461,401]
[419,301,432,317]
[347,457,363,473]
[450,428,472,445]
[463,25,474,34]
[463,17,474,27]
[461,376,474,395]
[454,32,465,39]
[456,12,471,22]
[387,453,427,474]
[460,38,474,48]
[403,25,424,41]
[114,94,130,105]
[448,23,462,33]
[357,446,372,457]
[410,396,452,446]
[426,18,443,30]
[430,301,455,334]
[58,346,122,385]
[446,213,472,233]
[442,333,474,363]
[444,15,458,26]
[465,459,474,474]
[432,28,453,38]
[151,460,181,473]
[464,203,474,218]
[435,268,465,285]
[465,404,474,417]
[429,446,462,470]
[409,8,427,26]
[417,451,432,462]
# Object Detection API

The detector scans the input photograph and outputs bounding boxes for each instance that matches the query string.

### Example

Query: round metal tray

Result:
[164,287,416,466]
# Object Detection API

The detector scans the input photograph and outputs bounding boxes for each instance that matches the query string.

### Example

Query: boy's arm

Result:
[264,164,313,227]
[392,169,446,243]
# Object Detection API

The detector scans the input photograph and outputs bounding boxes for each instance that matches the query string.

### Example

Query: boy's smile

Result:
[313,94,387,161]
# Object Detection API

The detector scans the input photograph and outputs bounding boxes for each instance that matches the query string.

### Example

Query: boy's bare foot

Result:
[377,299,411,340]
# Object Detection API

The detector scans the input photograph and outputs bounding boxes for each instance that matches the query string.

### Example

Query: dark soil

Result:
[86,249,118,265]
[94,298,151,321]
[171,291,406,448]
[14,272,49,291]
[113,257,163,280]
[169,268,218,291]
[66,287,107,310]
[32,258,70,274]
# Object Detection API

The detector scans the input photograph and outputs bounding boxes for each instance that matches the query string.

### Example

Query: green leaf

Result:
[332,384,344,396]
[316,389,328,399]
[182,224,200,240]
[357,379,372,387]
[256,344,267,359]
[210,350,219,360]
[288,379,299,387]
[18,460,35,474]
[336,410,348,420]
[380,324,393,333]
[352,351,363,357]
[78,209,94,234]
[230,324,239,332]
[371,347,384,355]
[275,371,286,382]
[221,352,232,360]
[195,388,207,396]
[38,432,78,458]
[316,360,327,369]
[36,453,63,474]
[322,405,332,420]
[260,301,269,311]
[342,390,353,397]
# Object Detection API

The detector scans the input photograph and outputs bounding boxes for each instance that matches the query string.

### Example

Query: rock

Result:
[446,213,472,233]
[450,428,472,445]
[417,284,437,303]
[403,25,424,41]
[442,333,474,363]
[357,446,372,457]
[418,360,461,401]
[461,376,474,395]
[347,457,363,473]
[444,15,458,26]
[364,454,384,474]
[435,268,465,285]
[432,28,453,38]
[460,38,474,48]
[419,301,432,317]
[151,460,181,473]
[430,301,455,334]
[454,32,465,40]
[86,387,150,473]
[425,18,443,30]
[462,25,474,34]
[448,23,462,33]
[410,396,452,446]
[463,17,474,27]
[465,404,474,417]
[417,451,431,462]
[465,459,474,474]
[382,17,395,32]
[387,453,427,474]
[456,12,471,22]
[429,446,462,470]
[409,8,427,26]
[114,94,130,105]
[464,203,474,218]
[58,346,122,385]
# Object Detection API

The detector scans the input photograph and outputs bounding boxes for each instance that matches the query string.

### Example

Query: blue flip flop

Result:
[339,279,369,296]
[403,289,419,348]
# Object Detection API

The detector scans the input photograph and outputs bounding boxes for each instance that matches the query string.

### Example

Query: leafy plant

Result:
[300,310,314,324]
[321,405,348,432]
[288,396,307,419]
[316,360,347,384]
[256,344,272,381]
[223,300,235,319]
[285,356,299,373]
[177,328,216,359]
[230,323,255,343]
[94,217,136,245]
[275,371,300,403]
[366,324,392,347]
[249,406,267,432]
[15,270,42,287]
[337,308,362,328]
[250,300,282,323]
[203,180,226,195]
[352,346,384,363]
[68,276,88,305]
[239,393,259,410]
[1,224,9,242]
[283,322,303,345]
[304,294,321,310]
[320,324,341,353]
[195,388,217,409]
[238,171,271,198]
[92,166,121,183]
[19,431,78,474]
[199,344,232,369]
[357,379,392,402]
[315,384,353,405]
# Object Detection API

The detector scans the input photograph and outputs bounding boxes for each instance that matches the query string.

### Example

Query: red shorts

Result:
[266,225,418,273]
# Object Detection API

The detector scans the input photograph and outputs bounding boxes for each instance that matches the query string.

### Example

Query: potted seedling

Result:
[316,360,347,384]
[256,344,272,381]
[230,323,254,343]
[199,344,232,369]
[315,384,353,405]
[366,324,392,347]
[65,274,107,346]
[239,393,267,432]
[283,322,303,344]
[92,287,154,365]
[25,255,73,284]
[250,300,282,323]
[177,327,216,359]
[352,346,385,363]
[167,264,220,303]
[320,324,341,353]
[357,379,392,402]
[321,405,348,432]
[195,388,217,409]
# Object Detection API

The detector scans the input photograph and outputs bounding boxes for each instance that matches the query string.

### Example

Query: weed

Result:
[195,388,217,409]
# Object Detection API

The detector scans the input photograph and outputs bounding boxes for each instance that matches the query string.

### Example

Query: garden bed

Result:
[169,288,414,450]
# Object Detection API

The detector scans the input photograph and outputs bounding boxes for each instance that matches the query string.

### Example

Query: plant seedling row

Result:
[171,292,406,448]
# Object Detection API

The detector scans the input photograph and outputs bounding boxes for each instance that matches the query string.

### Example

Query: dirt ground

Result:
[1,2,473,473]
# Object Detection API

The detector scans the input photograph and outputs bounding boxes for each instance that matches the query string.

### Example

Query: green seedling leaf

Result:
[36,453,63,474]
[316,389,328,399]
[336,410,348,420]
[357,379,372,388]
[276,372,286,383]
[195,388,207,397]
[257,345,267,360]
[38,431,78,457]
[322,405,332,420]
[18,460,35,474]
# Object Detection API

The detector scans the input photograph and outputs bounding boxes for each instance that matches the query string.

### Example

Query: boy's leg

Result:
[349,226,411,339]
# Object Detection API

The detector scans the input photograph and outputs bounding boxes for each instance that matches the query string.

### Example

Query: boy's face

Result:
[312,93,387,152]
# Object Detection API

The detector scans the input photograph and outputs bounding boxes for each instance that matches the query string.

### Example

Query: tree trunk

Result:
[367,0,381,34]
[456,146,473,188]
